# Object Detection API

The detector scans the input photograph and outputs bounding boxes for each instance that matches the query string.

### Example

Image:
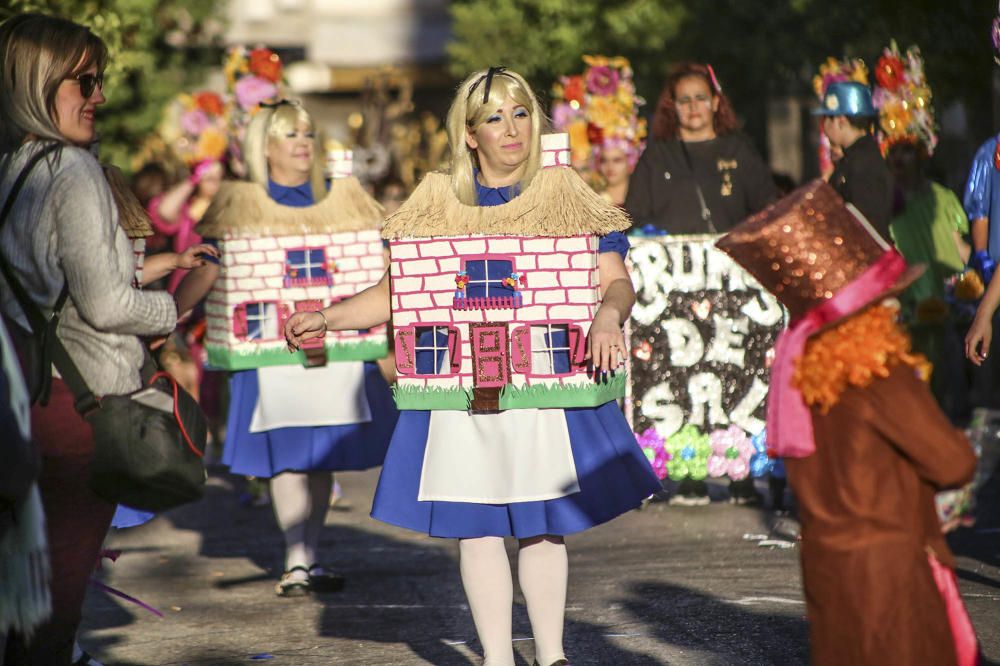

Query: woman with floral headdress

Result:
[877,43,969,413]
[285,67,660,666]
[551,56,647,207]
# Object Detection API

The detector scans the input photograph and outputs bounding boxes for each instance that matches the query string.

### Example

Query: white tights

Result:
[269,471,332,575]
[458,535,568,666]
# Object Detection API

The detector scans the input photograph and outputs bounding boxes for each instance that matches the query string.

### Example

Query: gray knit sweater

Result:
[0,142,176,395]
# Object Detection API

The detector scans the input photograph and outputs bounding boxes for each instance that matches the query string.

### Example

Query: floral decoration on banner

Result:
[550,55,647,186]
[873,41,937,157]
[812,57,869,177]
[664,425,711,481]
[706,425,755,481]
[158,91,229,167]
[748,428,783,478]
[635,428,670,480]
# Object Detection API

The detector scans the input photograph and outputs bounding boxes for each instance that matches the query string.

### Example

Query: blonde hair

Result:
[445,68,544,205]
[0,13,108,156]
[242,101,326,201]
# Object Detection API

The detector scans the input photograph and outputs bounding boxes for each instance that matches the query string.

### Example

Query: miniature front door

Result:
[469,322,510,411]
[295,299,327,367]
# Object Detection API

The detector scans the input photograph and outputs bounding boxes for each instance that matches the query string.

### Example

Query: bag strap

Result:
[0,143,100,414]
[679,141,718,234]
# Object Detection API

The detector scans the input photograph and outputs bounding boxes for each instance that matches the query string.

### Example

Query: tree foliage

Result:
[448,0,996,167]
[1,0,226,170]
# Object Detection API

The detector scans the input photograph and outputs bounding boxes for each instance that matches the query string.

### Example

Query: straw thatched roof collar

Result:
[381,168,632,240]
[196,178,384,239]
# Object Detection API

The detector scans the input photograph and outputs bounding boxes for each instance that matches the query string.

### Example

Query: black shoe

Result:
[307,563,345,593]
[533,660,570,666]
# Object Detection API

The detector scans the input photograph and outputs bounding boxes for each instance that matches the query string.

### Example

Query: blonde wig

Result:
[445,68,544,206]
[242,100,326,201]
[0,13,108,156]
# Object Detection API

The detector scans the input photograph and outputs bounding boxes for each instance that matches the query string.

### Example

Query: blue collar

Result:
[474,172,520,207]
[267,179,314,208]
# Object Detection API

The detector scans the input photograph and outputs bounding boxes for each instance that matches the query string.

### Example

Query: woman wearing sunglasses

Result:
[624,62,777,507]
[285,67,660,666]
[0,14,178,664]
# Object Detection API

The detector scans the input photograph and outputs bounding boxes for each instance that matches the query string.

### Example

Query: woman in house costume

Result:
[285,68,660,666]
[175,100,397,597]
[716,180,979,665]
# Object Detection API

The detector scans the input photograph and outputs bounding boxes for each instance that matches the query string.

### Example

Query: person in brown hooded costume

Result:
[716,181,980,665]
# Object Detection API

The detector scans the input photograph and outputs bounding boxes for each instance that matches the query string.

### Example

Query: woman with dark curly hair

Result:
[625,62,776,235]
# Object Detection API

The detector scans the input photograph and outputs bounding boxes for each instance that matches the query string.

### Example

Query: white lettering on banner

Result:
[729,377,768,435]
[629,241,670,325]
[741,291,785,327]
[705,248,748,291]
[663,319,704,367]
[688,373,728,429]
[628,236,784,441]
[639,383,685,439]
[705,315,749,368]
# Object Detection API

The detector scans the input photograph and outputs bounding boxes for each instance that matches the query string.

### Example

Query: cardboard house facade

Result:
[382,134,631,412]
[198,157,388,370]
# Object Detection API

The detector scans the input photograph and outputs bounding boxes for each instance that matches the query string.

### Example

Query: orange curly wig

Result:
[792,304,930,413]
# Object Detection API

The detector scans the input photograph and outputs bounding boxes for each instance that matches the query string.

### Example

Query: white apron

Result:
[418,408,579,504]
[249,362,371,432]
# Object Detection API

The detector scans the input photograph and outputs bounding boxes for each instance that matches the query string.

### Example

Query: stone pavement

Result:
[79,470,1000,665]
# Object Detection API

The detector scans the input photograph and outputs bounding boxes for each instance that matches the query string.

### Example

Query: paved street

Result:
[80,469,1000,665]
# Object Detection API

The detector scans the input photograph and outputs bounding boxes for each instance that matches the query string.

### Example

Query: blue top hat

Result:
[813,81,877,117]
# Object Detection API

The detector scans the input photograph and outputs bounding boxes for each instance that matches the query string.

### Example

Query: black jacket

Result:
[828,134,893,242]
[625,134,777,235]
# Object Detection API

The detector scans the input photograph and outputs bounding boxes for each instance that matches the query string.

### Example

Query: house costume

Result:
[370,135,660,538]
[716,180,979,666]
[196,168,397,480]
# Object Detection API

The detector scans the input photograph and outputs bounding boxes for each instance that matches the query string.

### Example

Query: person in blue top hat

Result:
[815,80,893,241]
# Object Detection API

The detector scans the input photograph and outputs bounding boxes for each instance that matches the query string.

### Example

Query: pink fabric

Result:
[928,553,980,666]
[146,195,202,293]
[766,250,908,458]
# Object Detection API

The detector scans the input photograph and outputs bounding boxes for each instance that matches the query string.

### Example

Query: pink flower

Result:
[551,102,582,131]
[586,65,619,96]
[235,75,278,111]
[180,109,210,136]
[706,426,755,481]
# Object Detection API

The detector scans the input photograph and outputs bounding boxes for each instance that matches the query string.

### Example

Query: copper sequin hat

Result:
[715,179,924,325]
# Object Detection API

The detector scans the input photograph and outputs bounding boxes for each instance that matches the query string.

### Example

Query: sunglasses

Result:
[68,72,104,99]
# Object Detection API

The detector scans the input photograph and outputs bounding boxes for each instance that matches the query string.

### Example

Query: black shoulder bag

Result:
[0,144,206,512]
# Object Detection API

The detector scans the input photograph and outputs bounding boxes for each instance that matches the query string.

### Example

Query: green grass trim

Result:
[498,372,626,410]
[206,338,388,371]
[392,383,472,410]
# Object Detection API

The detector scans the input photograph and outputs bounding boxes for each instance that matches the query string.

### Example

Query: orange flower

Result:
[563,75,585,104]
[249,48,282,83]
[194,91,224,116]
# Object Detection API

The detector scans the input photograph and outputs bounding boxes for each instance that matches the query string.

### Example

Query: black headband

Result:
[467,66,510,105]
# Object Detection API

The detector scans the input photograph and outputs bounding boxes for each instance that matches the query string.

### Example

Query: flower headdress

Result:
[224,45,286,172]
[158,90,229,167]
[550,55,647,186]
[812,57,869,175]
[873,41,937,157]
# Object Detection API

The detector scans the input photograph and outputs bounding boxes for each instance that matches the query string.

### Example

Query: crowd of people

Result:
[0,9,996,666]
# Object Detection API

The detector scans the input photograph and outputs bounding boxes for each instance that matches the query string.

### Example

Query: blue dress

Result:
[964,135,1000,261]
[221,181,398,478]
[369,179,660,538]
